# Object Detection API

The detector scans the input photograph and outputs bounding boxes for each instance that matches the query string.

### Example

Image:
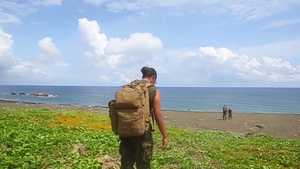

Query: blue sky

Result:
[1,0,300,87]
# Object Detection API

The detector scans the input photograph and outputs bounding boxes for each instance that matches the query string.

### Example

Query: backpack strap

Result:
[144,82,156,128]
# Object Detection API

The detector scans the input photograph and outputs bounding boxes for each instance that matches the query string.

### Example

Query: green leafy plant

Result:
[0,108,299,169]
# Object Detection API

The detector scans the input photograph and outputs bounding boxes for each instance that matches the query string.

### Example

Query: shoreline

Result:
[1,98,299,115]
[1,99,300,140]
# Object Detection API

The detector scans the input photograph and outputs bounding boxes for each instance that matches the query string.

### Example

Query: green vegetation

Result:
[0,107,299,169]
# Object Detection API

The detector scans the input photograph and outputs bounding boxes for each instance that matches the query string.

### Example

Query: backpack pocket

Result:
[117,108,146,137]
[115,87,143,109]
[108,100,118,135]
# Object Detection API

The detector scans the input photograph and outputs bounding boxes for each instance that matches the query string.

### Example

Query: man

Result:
[223,105,228,120]
[119,66,168,169]
[228,108,232,119]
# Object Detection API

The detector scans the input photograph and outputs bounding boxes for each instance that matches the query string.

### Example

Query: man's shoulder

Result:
[148,85,157,90]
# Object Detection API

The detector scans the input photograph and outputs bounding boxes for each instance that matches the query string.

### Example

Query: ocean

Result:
[0,85,299,114]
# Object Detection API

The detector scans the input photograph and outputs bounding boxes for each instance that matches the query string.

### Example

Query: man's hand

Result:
[162,137,168,150]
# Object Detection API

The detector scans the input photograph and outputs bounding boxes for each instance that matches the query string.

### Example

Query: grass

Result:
[0,107,299,169]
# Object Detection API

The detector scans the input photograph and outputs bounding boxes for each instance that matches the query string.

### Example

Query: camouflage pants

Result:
[119,131,153,169]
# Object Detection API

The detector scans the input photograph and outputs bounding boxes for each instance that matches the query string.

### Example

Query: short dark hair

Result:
[141,66,157,78]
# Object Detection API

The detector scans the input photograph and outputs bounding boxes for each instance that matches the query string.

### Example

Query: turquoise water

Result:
[0,85,299,114]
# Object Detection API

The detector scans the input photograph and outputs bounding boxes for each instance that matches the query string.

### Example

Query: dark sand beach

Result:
[1,99,299,140]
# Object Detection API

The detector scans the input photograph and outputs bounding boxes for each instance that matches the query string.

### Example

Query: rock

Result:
[255,124,265,129]
[30,93,49,97]
[245,132,255,137]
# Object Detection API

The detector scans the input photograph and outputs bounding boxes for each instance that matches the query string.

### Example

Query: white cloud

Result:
[195,46,300,86]
[199,1,300,20]
[106,54,122,69]
[55,62,70,67]
[98,74,109,82]
[237,39,300,64]
[0,1,299,87]
[0,12,19,23]
[84,0,108,6]
[36,37,62,64]
[0,1,29,15]
[106,1,142,12]
[0,29,47,82]
[0,29,15,71]
[199,46,236,63]
[78,18,108,56]
[153,0,194,7]
[261,19,300,30]
[78,18,164,84]
[262,57,300,82]
[0,0,61,24]
[31,0,62,6]
[7,62,44,76]
[38,37,61,56]
[0,1,26,24]
[232,55,261,72]
[227,1,272,20]
[207,1,300,20]
[76,15,300,86]
[84,0,300,20]
[105,33,163,55]
[263,56,295,70]
[174,51,198,60]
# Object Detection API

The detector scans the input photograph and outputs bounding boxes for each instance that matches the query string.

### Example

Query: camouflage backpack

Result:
[108,80,153,137]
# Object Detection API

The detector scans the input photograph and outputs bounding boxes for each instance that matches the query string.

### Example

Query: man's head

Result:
[141,66,157,84]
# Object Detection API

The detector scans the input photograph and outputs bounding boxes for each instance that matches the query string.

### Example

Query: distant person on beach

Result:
[223,105,228,120]
[228,108,232,119]
[118,66,168,169]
